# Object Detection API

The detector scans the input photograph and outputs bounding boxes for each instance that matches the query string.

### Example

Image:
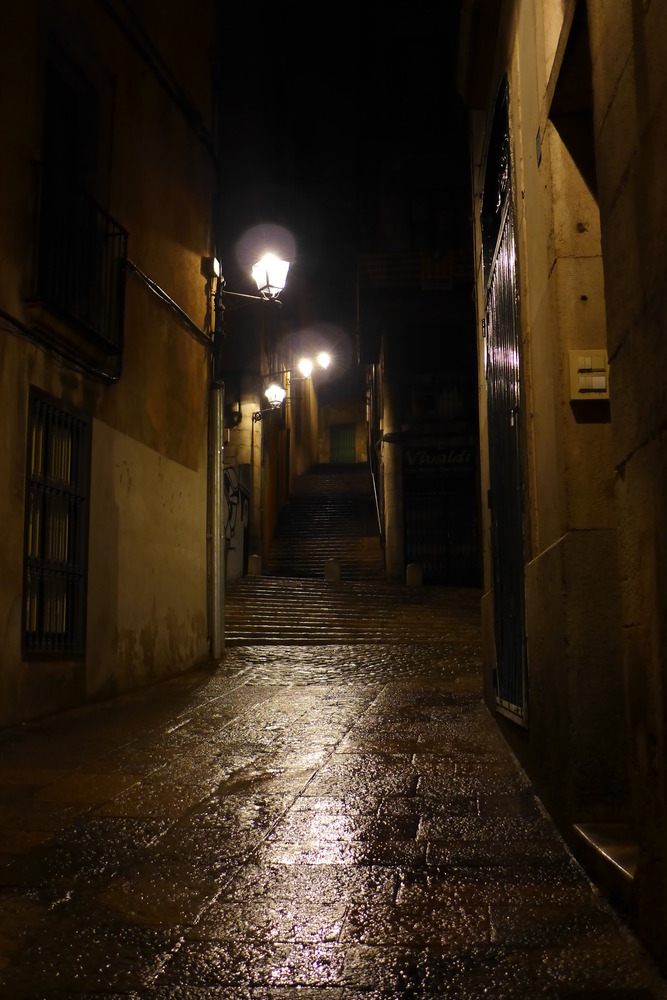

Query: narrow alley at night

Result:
[3,0,667,993]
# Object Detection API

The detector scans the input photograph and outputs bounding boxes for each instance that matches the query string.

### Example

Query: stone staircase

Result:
[262,463,385,580]
[223,575,482,646]
[224,462,480,646]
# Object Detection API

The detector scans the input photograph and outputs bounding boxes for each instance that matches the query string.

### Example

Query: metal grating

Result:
[485,203,528,721]
[34,163,127,352]
[22,391,91,658]
[483,79,528,722]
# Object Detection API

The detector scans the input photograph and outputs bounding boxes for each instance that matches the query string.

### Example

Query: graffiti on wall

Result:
[223,464,250,581]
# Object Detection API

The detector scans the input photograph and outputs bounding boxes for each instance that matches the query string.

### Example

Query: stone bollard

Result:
[248,554,262,577]
[324,558,341,582]
[406,562,423,586]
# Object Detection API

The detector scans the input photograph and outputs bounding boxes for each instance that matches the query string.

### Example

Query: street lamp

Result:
[203,253,290,376]
[250,381,287,422]
[252,381,286,423]
[205,252,290,660]
[251,254,291,301]
[253,352,332,422]
[205,253,290,306]
[264,382,287,408]
[207,253,290,379]
[295,351,332,380]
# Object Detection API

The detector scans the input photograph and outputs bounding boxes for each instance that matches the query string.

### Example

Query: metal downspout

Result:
[209,382,225,658]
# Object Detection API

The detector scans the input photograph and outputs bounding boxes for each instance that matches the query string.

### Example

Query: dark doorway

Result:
[329,423,356,464]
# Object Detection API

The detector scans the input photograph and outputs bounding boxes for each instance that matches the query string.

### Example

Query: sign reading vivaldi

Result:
[404,446,474,474]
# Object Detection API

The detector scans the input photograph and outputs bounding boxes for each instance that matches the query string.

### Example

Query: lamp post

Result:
[207,253,289,659]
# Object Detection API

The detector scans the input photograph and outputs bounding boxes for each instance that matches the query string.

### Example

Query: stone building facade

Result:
[458,0,667,967]
[0,0,217,725]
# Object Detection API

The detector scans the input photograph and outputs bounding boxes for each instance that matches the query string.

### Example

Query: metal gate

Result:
[403,441,480,585]
[483,81,528,722]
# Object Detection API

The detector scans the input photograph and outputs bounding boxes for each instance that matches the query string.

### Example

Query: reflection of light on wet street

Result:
[0,593,664,996]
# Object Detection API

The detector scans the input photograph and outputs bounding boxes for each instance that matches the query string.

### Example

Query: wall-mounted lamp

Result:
[202,252,290,387]
[264,383,287,408]
[296,352,331,379]
[251,351,331,423]
[203,253,290,305]
[252,382,286,422]
[251,255,291,301]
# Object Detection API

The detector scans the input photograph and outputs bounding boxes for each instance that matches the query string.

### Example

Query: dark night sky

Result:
[215,4,468,361]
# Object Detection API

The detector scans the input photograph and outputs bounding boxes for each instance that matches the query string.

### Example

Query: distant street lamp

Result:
[252,380,286,423]
[253,352,332,423]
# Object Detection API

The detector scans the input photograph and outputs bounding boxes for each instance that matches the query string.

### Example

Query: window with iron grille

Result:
[22,391,91,659]
[31,50,127,360]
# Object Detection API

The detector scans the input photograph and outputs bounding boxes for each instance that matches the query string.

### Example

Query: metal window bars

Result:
[23,395,90,658]
[34,163,127,353]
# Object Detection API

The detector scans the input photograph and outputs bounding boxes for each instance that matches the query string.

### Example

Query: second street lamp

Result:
[253,352,332,423]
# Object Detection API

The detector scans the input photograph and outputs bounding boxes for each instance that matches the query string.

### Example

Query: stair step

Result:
[224,576,482,646]
[263,464,385,583]
[226,464,439,643]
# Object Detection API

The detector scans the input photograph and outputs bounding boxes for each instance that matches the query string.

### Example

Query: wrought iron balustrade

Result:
[34,164,127,353]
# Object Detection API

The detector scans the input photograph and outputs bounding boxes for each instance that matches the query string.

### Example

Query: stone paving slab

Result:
[0,616,665,998]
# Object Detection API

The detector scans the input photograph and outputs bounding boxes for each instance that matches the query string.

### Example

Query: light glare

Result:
[265,382,286,407]
[252,254,290,299]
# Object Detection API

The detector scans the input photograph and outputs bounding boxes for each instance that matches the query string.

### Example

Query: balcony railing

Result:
[34,164,128,354]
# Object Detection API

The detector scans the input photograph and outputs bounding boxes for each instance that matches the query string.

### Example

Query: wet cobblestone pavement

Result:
[0,588,666,998]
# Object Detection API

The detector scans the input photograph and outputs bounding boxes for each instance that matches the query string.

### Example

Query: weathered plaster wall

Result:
[0,0,216,726]
[289,375,319,482]
[87,420,208,700]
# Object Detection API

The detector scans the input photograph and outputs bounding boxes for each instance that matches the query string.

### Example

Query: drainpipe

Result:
[209,382,225,658]
[208,273,225,659]
[260,412,266,563]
